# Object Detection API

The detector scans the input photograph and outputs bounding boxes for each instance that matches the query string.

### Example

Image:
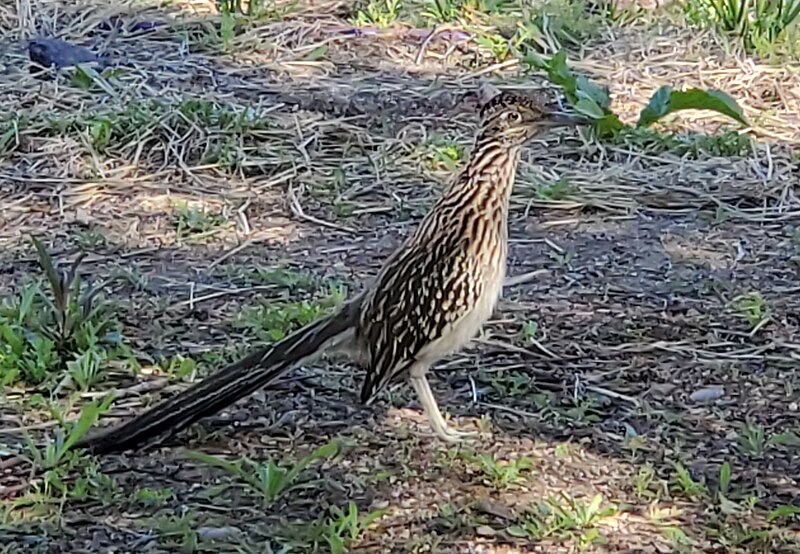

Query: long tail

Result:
[76,295,364,455]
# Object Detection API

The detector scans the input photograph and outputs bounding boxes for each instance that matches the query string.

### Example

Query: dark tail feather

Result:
[76,296,363,455]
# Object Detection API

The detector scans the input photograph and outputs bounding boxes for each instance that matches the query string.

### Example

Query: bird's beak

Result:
[539,111,593,128]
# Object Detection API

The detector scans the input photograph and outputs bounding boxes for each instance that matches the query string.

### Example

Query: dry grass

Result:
[1,0,799,552]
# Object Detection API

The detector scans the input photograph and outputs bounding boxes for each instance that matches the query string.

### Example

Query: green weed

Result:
[421,137,465,172]
[354,0,403,27]
[274,501,384,554]
[0,115,25,154]
[133,487,175,509]
[3,397,114,522]
[488,369,535,398]
[185,439,340,505]
[73,228,108,249]
[535,176,575,201]
[520,0,604,53]
[156,354,198,381]
[219,0,282,18]
[508,493,617,545]
[633,464,664,501]
[41,99,274,174]
[422,0,463,22]
[670,462,708,499]
[0,238,129,390]
[734,292,767,328]
[252,266,318,289]
[735,421,769,457]
[461,451,533,489]
[172,201,228,238]
[526,50,748,139]
[22,396,113,469]
[322,501,385,554]
[685,0,800,53]
[148,512,200,553]
[234,285,347,342]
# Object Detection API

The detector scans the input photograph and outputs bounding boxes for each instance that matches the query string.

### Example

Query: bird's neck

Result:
[442,136,522,217]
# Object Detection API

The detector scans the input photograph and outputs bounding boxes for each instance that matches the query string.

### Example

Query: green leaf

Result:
[506,525,529,538]
[718,492,740,515]
[30,236,63,309]
[574,98,605,119]
[595,113,625,135]
[576,76,610,110]
[545,51,578,102]
[185,451,246,479]
[304,45,328,61]
[718,462,731,492]
[586,494,603,518]
[61,394,113,457]
[769,431,800,447]
[71,66,94,90]
[637,86,748,128]
[287,438,339,482]
[768,505,800,521]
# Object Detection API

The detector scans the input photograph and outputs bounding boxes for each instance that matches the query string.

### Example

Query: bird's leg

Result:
[408,362,477,442]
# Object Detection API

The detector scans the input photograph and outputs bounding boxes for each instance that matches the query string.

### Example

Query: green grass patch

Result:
[1,238,134,391]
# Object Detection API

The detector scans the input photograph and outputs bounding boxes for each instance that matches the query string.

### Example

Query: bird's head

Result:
[476,86,588,147]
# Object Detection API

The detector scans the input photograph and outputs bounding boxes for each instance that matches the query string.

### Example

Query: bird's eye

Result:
[507,112,522,122]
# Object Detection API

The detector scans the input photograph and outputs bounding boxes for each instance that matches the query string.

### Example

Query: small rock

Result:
[690,386,725,403]
[474,525,497,537]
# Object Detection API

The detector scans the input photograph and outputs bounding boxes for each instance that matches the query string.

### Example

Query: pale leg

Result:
[408,362,477,442]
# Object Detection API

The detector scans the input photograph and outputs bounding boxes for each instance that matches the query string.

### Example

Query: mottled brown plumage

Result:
[76,88,587,454]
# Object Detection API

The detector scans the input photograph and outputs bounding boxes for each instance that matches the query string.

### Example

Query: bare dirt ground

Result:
[1,1,799,552]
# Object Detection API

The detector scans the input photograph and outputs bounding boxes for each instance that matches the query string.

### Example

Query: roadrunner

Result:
[77,87,587,454]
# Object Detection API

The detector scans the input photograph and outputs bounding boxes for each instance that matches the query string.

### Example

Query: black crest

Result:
[479,90,548,120]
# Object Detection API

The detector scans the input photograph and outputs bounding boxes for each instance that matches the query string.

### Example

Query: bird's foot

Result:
[428,419,479,443]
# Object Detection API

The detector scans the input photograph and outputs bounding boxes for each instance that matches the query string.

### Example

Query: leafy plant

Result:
[354,0,403,27]
[0,115,25,154]
[273,501,384,553]
[526,50,749,138]
[508,493,617,544]
[535,176,574,201]
[323,502,385,554]
[424,140,464,172]
[30,237,119,355]
[172,202,228,238]
[251,266,318,290]
[462,452,534,488]
[638,86,749,127]
[736,421,768,456]
[218,0,279,18]
[489,370,536,398]
[768,504,800,522]
[423,0,464,22]
[157,354,198,381]
[133,487,175,508]
[234,286,347,342]
[475,32,512,61]
[687,0,800,51]
[735,292,767,328]
[671,462,708,498]
[22,395,114,469]
[4,396,115,517]
[1,237,127,389]
[516,0,602,54]
[186,439,340,505]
